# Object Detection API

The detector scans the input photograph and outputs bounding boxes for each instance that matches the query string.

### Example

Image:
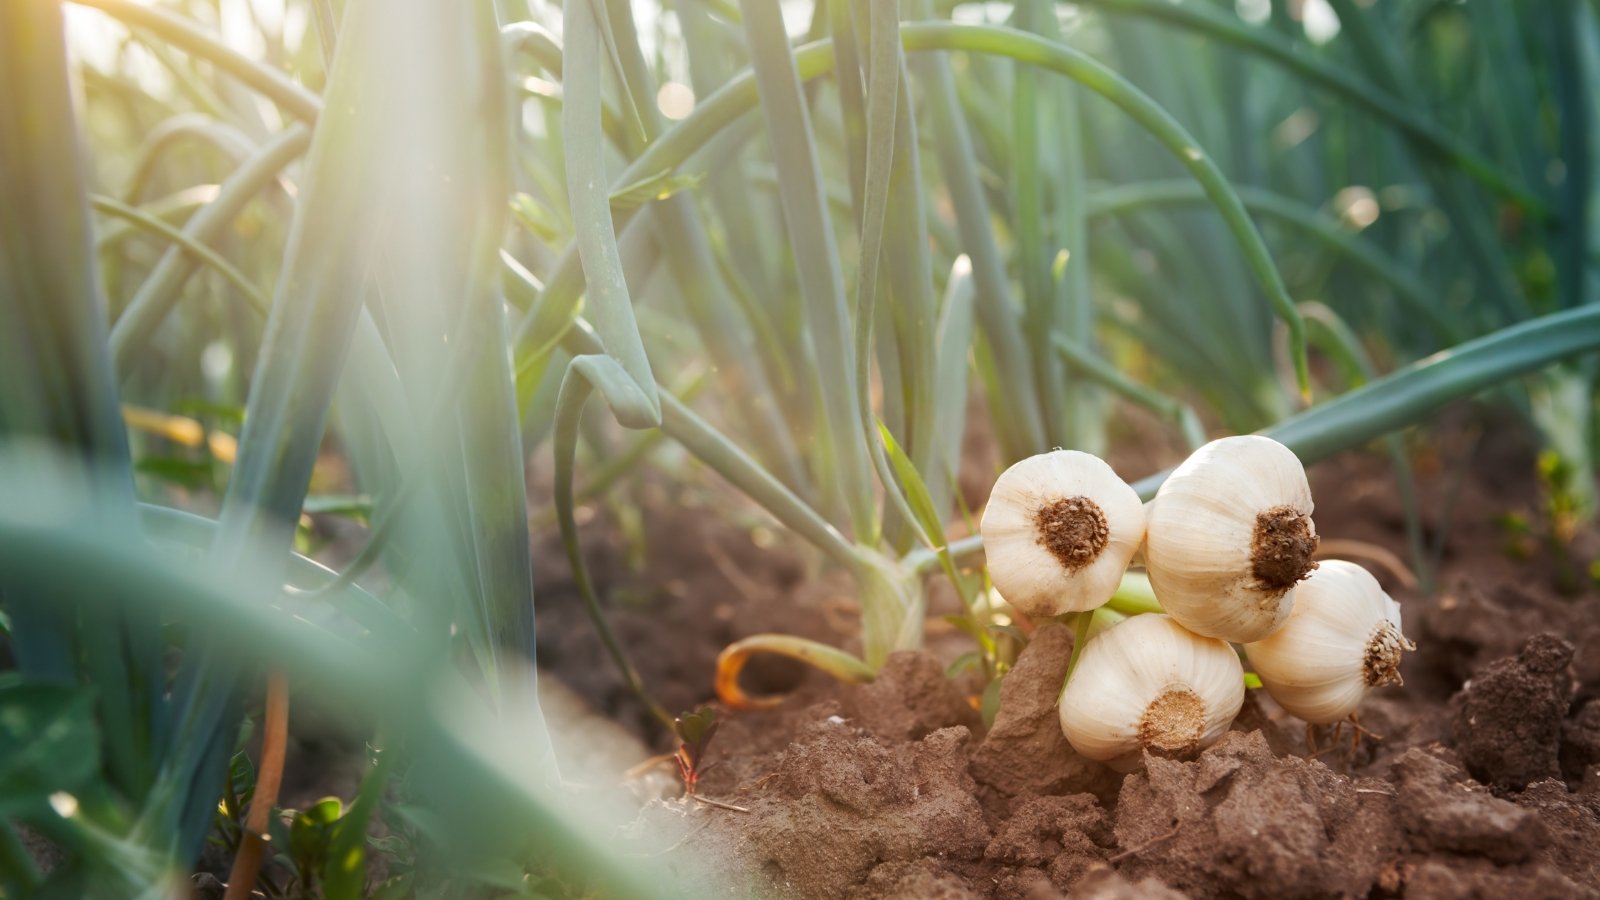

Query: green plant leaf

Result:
[877,423,945,551]
[324,747,397,900]
[606,170,704,212]
[289,796,344,876]
[980,676,1003,730]
[0,676,100,814]
[134,456,215,490]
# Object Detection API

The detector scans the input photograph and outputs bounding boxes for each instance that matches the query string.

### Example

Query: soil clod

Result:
[969,624,1117,804]
[1452,633,1574,792]
[1391,747,1544,863]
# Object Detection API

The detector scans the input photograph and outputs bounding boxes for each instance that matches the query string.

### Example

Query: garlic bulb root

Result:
[1362,619,1415,689]
[1138,687,1206,754]
[980,450,1145,618]
[1250,504,1318,593]
[1035,495,1110,572]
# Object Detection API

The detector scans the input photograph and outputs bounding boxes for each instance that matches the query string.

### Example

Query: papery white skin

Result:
[1058,614,1245,772]
[980,450,1145,617]
[1144,435,1316,642]
[1244,560,1409,724]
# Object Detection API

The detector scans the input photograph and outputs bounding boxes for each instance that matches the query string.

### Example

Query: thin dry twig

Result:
[703,537,773,602]
[1108,826,1179,864]
[224,670,289,900]
[1317,538,1419,590]
[691,794,750,813]
[623,752,677,782]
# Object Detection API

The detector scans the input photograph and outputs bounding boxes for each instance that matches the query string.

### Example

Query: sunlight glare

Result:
[657,82,695,120]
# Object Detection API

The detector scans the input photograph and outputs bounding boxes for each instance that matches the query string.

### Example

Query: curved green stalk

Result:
[1012,0,1065,445]
[1053,335,1206,450]
[95,4,1312,408]
[716,634,875,709]
[551,355,674,731]
[122,113,254,203]
[86,0,1340,597]
[68,0,320,123]
[738,0,876,542]
[1104,571,1164,616]
[1298,302,1431,589]
[880,54,941,484]
[846,0,940,552]
[135,504,411,643]
[1085,179,1460,343]
[898,22,1310,399]
[593,0,809,493]
[559,0,659,428]
[89,194,270,318]
[553,314,860,572]
[109,125,311,375]
[910,6,1045,459]
[95,186,215,250]
[1071,0,1546,214]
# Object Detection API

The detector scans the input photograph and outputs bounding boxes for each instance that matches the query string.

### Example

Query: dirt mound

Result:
[1451,633,1575,791]
[969,623,1117,806]
[643,627,1600,898]
[545,434,1600,897]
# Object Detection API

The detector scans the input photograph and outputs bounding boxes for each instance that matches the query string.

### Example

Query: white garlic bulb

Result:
[980,450,1146,618]
[1058,614,1245,772]
[1244,559,1415,724]
[1143,435,1319,642]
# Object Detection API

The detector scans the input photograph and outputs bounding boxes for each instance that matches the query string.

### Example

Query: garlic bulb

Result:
[1144,435,1318,642]
[1244,559,1415,724]
[980,450,1145,618]
[1059,614,1245,772]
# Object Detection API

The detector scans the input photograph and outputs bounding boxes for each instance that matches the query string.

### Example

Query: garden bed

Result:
[534,414,1600,898]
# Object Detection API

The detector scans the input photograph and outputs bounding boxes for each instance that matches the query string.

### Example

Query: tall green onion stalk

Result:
[6,0,1600,891]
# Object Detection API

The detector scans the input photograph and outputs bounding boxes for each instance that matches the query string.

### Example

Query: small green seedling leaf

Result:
[134,456,214,489]
[608,170,703,213]
[877,422,946,550]
[509,192,564,243]
[301,494,374,522]
[980,675,1003,730]
[221,748,255,821]
[674,706,720,795]
[289,796,344,876]
[945,651,980,677]
[1244,672,1264,690]
[0,675,100,814]
[323,745,397,900]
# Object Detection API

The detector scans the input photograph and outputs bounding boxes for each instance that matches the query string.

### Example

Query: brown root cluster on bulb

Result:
[1033,495,1110,573]
[1137,687,1206,756]
[1249,504,1320,594]
[1362,620,1416,688]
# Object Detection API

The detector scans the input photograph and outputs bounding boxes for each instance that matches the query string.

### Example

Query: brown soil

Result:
[534,409,1600,898]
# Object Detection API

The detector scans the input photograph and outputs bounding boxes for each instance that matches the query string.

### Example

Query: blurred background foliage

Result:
[2,0,1599,895]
